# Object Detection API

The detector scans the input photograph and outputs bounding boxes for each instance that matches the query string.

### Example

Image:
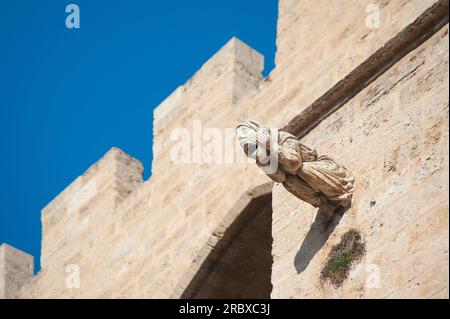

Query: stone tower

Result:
[2,0,448,298]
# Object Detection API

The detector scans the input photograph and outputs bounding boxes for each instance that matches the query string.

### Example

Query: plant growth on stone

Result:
[321,229,366,287]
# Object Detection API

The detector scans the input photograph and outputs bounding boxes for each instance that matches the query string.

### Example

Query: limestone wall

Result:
[6,0,449,299]
[0,244,34,298]
[271,25,449,298]
[17,38,271,298]
[17,148,144,297]
[242,0,439,130]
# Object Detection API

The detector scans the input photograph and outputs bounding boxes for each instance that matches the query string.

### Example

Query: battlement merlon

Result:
[42,147,143,216]
[153,37,265,126]
[0,243,34,299]
[42,37,264,225]
[40,147,143,269]
[151,37,264,166]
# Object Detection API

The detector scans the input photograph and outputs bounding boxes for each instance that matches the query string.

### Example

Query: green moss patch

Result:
[321,229,366,287]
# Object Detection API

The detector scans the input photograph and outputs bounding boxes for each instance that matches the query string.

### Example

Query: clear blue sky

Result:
[0,1,277,272]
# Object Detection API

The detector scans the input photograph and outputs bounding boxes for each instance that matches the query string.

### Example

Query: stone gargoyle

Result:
[235,120,354,223]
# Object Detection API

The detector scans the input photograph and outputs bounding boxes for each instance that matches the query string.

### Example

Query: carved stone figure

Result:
[236,120,354,222]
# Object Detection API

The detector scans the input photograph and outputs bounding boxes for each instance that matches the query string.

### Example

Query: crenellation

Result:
[4,0,448,299]
[40,147,144,272]
[153,37,263,134]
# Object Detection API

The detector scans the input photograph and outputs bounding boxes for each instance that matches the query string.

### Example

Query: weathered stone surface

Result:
[0,244,34,299]
[15,37,270,299]
[271,25,449,299]
[1,0,447,299]
[282,0,449,137]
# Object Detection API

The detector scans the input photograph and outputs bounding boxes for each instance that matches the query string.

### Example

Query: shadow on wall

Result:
[181,193,273,299]
[294,207,346,274]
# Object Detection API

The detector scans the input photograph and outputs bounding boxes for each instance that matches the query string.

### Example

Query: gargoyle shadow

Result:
[294,205,347,274]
